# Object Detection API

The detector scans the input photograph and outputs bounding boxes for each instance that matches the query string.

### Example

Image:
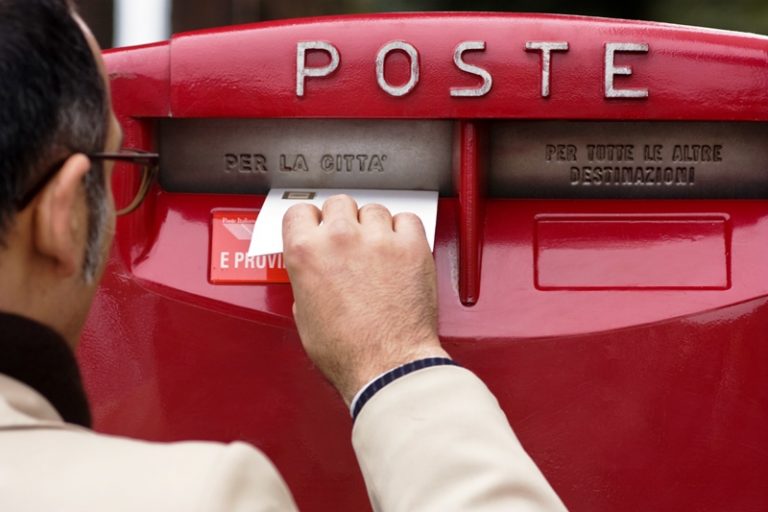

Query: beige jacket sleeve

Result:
[351,365,567,512]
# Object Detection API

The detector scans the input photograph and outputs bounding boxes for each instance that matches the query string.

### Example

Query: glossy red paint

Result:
[458,120,484,304]
[79,14,768,512]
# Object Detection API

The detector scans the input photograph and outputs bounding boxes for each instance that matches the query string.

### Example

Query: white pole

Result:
[114,0,172,48]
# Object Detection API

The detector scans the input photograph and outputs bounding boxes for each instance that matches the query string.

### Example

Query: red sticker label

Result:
[210,210,290,284]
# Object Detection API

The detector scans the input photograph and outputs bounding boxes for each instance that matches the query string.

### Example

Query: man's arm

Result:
[352,366,567,512]
[282,195,566,511]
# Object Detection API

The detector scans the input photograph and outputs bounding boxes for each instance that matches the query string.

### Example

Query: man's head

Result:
[0,0,120,346]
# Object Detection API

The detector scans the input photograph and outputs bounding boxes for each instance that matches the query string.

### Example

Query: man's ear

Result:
[34,154,91,277]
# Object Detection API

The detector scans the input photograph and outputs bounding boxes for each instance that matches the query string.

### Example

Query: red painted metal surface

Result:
[79,14,768,512]
[457,120,484,305]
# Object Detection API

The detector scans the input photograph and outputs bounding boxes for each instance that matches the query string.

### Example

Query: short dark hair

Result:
[0,0,108,277]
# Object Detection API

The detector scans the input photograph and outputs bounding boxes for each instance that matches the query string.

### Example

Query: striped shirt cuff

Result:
[350,357,458,421]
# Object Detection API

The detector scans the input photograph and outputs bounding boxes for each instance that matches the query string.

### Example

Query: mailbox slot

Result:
[491,121,768,198]
[159,119,455,195]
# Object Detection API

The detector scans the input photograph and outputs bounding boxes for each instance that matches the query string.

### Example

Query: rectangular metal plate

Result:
[490,122,768,198]
[160,119,453,195]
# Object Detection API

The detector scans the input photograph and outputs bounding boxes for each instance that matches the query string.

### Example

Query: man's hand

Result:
[282,194,449,404]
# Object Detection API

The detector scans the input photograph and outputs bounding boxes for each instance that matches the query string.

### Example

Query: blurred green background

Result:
[78,0,768,50]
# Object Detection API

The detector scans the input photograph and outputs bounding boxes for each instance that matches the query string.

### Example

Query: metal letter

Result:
[376,41,419,97]
[296,41,340,97]
[604,42,649,99]
[451,41,492,97]
[525,41,569,97]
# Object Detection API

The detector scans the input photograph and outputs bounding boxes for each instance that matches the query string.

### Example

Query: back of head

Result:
[0,0,108,247]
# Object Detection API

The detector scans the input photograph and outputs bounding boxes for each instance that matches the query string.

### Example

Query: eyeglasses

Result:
[16,148,159,216]
[92,149,159,215]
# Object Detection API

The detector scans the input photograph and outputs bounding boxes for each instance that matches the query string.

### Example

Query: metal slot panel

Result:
[489,122,768,198]
[159,119,454,195]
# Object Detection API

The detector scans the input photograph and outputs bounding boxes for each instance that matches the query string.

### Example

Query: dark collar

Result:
[0,312,91,427]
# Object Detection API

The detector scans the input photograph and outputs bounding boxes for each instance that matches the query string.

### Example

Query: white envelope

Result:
[247,188,439,257]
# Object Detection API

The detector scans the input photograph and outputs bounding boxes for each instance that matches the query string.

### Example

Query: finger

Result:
[321,194,358,224]
[393,212,427,242]
[283,202,321,245]
[358,203,394,233]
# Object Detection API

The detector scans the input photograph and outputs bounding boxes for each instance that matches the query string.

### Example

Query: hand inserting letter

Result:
[282,194,449,404]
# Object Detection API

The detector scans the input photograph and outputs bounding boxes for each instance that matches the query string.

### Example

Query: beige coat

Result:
[0,366,566,511]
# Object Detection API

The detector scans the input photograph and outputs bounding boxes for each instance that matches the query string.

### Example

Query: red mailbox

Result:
[79,13,768,511]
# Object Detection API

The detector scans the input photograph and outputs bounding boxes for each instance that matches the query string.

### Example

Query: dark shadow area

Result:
[79,0,767,50]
